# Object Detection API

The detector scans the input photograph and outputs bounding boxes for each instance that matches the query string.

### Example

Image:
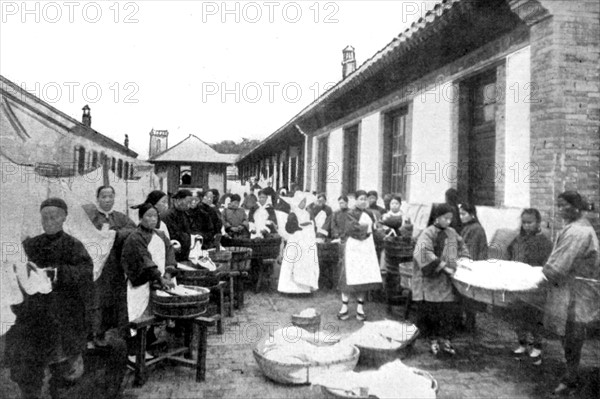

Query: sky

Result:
[1,0,437,159]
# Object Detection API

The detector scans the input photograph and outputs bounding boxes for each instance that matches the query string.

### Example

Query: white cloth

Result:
[250,204,271,239]
[314,210,328,235]
[127,232,166,327]
[345,212,382,286]
[278,209,320,293]
[158,220,170,240]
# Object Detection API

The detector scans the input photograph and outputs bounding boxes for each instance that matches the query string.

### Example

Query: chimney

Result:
[124,134,129,149]
[342,45,356,79]
[82,105,91,127]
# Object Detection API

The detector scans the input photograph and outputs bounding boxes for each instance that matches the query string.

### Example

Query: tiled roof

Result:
[0,74,138,158]
[238,0,464,162]
[149,134,238,164]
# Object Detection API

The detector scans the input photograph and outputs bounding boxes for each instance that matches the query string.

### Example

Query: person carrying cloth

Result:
[539,191,599,396]
[413,203,470,356]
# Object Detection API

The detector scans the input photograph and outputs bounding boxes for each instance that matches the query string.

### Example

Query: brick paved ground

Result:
[2,287,599,398]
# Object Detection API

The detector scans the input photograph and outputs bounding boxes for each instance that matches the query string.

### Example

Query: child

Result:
[507,208,553,365]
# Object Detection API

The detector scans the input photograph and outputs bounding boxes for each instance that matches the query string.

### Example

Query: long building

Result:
[236,0,600,236]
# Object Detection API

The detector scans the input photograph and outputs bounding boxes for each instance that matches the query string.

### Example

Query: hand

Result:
[331,238,341,244]
[442,266,455,276]
[161,277,175,290]
[265,220,273,225]
[171,240,181,251]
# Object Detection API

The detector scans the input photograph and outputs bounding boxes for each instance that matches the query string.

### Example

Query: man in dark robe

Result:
[6,198,124,399]
[163,189,193,261]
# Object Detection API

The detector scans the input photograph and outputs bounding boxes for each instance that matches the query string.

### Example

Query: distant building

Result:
[148,134,238,195]
[0,74,143,180]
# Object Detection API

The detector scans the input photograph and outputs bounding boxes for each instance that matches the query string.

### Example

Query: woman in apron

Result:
[337,190,383,321]
[121,203,178,356]
[277,197,320,294]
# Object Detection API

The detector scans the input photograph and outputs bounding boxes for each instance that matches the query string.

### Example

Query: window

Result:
[117,159,123,179]
[92,151,98,168]
[156,139,161,154]
[343,124,360,195]
[124,162,129,181]
[317,136,329,193]
[111,157,116,173]
[77,146,85,175]
[384,108,409,196]
[290,157,297,185]
[130,164,134,180]
[180,165,192,185]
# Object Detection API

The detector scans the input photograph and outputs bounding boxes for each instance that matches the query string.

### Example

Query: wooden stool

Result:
[128,314,221,386]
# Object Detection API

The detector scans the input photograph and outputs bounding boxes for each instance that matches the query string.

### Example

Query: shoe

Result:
[441,340,456,356]
[356,311,367,322]
[430,340,440,355]
[529,348,542,366]
[337,301,349,320]
[552,382,575,396]
[337,311,350,321]
[512,345,529,356]
[127,352,155,363]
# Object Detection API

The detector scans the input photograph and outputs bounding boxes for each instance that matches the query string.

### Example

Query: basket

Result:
[291,312,322,333]
[207,249,232,271]
[353,329,420,367]
[228,237,282,260]
[224,246,253,271]
[452,279,545,308]
[399,261,413,290]
[253,344,360,385]
[383,237,414,265]
[177,266,222,288]
[150,286,210,319]
[321,367,438,398]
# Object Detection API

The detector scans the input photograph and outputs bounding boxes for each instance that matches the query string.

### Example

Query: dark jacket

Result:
[460,220,489,261]
[507,228,553,266]
[7,231,94,366]
[162,208,192,262]
[121,226,177,287]
[323,209,352,241]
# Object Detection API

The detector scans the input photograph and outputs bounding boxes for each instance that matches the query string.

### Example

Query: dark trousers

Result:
[562,320,587,386]
[511,302,545,349]
[415,301,458,341]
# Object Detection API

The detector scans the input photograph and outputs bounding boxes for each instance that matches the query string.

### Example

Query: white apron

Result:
[345,212,382,286]
[314,210,328,236]
[127,232,166,326]
[250,205,270,239]
[278,209,320,293]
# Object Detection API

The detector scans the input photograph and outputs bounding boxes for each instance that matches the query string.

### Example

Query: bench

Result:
[128,313,221,386]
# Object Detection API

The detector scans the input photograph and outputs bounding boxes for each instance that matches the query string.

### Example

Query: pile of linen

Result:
[260,326,353,365]
[453,259,546,291]
[312,359,436,399]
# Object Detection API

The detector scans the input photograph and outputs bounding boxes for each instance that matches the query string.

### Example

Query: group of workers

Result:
[4,178,598,398]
